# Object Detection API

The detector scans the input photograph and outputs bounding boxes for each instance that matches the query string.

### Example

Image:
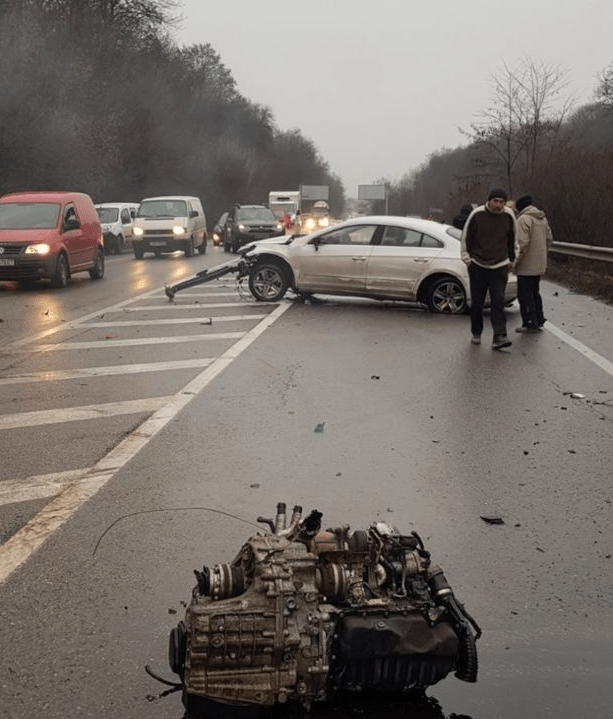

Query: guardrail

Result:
[550,241,613,264]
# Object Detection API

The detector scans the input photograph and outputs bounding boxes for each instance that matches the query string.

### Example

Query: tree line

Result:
[377,58,613,248]
[0,0,345,223]
[2,3,612,248]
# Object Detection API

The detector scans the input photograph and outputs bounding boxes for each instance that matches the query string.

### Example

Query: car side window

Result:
[381,226,421,247]
[319,225,377,246]
[120,208,131,223]
[64,205,79,228]
[421,233,443,249]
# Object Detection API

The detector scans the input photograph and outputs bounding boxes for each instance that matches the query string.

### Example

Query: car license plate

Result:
[149,241,166,246]
[0,258,15,266]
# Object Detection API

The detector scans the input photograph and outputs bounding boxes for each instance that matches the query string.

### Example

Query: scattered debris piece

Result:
[250,483,260,489]
[480,516,505,525]
[371,375,380,380]
[314,422,325,432]
[168,608,177,614]
[563,392,585,399]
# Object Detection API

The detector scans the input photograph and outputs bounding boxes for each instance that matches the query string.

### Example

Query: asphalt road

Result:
[0,248,612,719]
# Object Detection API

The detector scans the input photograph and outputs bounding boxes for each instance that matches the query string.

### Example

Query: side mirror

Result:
[64,217,80,231]
[189,210,199,218]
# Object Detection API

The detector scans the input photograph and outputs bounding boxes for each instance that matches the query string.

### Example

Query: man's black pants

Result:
[468,263,509,337]
[517,274,545,328]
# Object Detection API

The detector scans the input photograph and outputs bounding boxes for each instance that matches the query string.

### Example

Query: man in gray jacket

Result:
[513,195,553,332]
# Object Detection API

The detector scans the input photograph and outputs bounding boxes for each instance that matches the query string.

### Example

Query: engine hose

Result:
[455,627,478,683]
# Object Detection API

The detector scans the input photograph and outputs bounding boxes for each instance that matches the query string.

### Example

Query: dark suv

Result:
[223,204,282,253]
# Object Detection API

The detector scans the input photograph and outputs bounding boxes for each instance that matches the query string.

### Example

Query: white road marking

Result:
[0,359,214,385]
[0,396,171,430]
[0,469,88,506]
[545,324,613,378]
[67,314,267,328]
[0,300,292,584]
[16,333,245,352]
[119,302,253,310]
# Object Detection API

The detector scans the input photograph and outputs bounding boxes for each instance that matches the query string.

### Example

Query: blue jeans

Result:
[468,263,509,337]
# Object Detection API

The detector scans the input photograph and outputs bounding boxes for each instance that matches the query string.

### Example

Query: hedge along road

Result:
[0,259,292,584]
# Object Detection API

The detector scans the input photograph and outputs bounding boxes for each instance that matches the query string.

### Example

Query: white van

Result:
[132,196,207,258]
[95,202,139,254]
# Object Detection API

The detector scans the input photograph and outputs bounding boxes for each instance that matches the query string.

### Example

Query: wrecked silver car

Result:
[167,503,480,717]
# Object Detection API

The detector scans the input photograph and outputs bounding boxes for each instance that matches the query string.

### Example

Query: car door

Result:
[365,225,445,299]
[293,224,378,293]
[60,202,89,268]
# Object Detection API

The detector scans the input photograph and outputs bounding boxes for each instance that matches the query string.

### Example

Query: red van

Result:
[0,191,104,288]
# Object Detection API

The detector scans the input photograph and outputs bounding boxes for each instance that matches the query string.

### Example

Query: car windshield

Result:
[138,200,188,218]
[0,203,60,229]
[96,207,119,223]
[236,207,276,222]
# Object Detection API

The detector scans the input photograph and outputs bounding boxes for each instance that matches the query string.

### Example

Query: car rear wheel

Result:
[249,262,289,302]
[51,253,69,288]
[89,249,105,280]
[426,276,467,314]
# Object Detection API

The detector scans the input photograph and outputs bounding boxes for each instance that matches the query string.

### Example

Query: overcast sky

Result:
[174,0,613,195]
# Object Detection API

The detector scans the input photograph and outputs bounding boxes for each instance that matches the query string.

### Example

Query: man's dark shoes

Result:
[515,325,539,333]
[492,335,512,349]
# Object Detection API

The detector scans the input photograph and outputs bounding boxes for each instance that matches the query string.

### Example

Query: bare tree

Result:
[596,61,613,108]
[462,58,573,194]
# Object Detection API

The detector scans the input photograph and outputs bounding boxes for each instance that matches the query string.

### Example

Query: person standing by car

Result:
[513,194,553,332]
[461,188,517,349]
[452,204,473,230]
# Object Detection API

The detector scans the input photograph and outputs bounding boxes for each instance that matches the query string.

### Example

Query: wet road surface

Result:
[0,254,611,718]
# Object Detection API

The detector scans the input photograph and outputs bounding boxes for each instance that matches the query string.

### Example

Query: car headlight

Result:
[305,218,316,231]
[173,225,187,236]
[275,223,283,232]
[318,217,330,227]
[133,227,144,236]
[238,223,247,232]
[25,243,51,255]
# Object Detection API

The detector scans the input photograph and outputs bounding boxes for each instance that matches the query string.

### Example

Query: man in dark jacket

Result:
[461,188,517,349]
[452,204,473,230]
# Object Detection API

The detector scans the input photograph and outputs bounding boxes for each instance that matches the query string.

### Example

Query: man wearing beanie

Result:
[513,195,553,332]
[461,188,517,349]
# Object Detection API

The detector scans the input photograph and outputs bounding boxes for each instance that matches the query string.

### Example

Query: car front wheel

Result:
[89,249,105,280]
[51,253,69,288]
[426,276,467,314]
[249,263,289,302]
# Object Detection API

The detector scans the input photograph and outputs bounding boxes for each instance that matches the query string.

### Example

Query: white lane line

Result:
[121,302,254,310]
[6,286,163,348]
[0,396,171,430]
[0,359,215,386]
[0,300,292,584]
[74,314,267,327]
[546,324,613,378]
[15,333,245,352]
[0,469,89,506]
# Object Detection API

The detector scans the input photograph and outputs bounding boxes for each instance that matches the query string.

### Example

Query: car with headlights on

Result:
[223,204,283,253]
[132,195,207,258]
[0,191,104,288]
[95,202,139,254]
[211,211,228,246]
[242,215,517,313]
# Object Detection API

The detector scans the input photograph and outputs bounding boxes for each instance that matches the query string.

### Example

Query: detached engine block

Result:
[169,503,480,714]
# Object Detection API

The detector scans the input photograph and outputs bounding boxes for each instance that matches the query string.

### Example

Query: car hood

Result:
[242,234,292,253]
[0,228,56,242]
